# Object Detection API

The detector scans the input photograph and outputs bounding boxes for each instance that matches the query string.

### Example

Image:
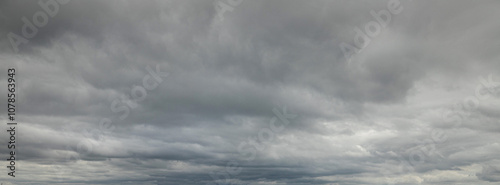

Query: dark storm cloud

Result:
[1,0,500,184]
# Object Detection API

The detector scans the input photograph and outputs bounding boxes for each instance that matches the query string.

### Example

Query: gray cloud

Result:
[1,0,500,184]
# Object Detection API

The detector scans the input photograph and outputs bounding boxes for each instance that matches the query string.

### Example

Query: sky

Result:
[1,0,500,184]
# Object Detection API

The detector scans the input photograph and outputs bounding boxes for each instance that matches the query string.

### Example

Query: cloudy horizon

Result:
[1,0,500,184]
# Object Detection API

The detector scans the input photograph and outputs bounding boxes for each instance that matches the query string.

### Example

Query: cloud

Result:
[0,0,500,184]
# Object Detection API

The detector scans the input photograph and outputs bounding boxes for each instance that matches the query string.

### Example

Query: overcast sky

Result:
[1,0,500,184]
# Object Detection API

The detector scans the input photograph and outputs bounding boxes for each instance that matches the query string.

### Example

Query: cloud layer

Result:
[1,0,500,184]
